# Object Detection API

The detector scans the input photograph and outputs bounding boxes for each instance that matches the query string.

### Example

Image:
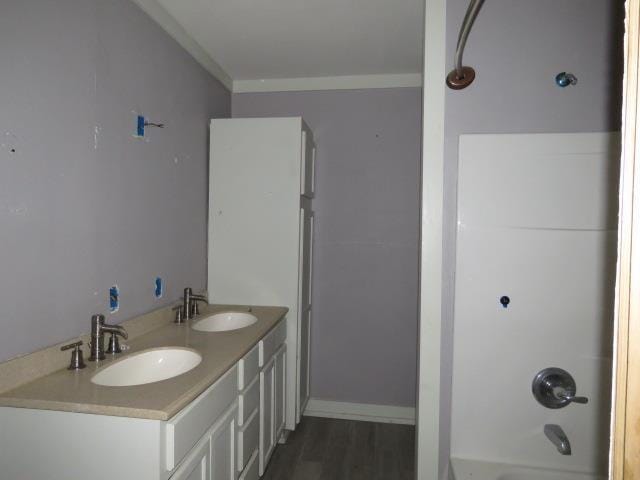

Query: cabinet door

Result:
[259,356,276,475]
[298,306,311,420]
[297,203,313,316]
[211,404,237,480]
[274,346,286,442]
[310,146,316,197]
[296,200,313,423]
[300,128,315,198]
[171,437,210,480]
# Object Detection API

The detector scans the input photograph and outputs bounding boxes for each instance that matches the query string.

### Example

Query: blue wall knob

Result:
[500,296,510,308]
[555,72,578,87]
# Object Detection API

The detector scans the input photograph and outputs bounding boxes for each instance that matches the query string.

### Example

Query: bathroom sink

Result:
[91,347,202,387]
[192,311,258,332]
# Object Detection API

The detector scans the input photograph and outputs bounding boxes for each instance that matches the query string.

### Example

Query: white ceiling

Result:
[152,0,424,90]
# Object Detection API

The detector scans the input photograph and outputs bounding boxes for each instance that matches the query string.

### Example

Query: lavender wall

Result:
[438,0,624,475]
[233,89,421,407]
[0,0,230,363]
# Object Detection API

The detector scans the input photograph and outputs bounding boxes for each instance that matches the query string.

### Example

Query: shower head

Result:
[446,0,486,90]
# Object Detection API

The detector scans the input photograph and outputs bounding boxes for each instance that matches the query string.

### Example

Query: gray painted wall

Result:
[0,0,230,363]
[438,0,624,475]
[233,89,421,407]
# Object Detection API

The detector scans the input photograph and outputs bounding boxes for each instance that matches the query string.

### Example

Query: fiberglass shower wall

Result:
[450,132,619,473]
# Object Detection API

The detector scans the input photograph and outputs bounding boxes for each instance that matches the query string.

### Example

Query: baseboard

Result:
[303,398,415,425]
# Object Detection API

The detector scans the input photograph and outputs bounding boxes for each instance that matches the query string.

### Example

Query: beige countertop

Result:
[0,304,287,421]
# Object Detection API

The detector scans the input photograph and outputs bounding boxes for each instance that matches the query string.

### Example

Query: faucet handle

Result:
[61,340,83,351]
[172,305,184,324]
[560,393,588,404]
[105,332,122,354]
[61,341,86,370]
[532,368,587,409]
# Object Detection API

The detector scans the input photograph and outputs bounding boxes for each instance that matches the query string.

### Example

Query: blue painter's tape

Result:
[137,115,145,137]
[154,277,163,299]
[109,285,119,312]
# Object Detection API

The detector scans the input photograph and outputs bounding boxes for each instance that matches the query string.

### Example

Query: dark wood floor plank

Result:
[300,416,332,462]
[262,417,415,480]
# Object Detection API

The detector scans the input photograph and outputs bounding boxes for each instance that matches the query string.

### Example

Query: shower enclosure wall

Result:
[449,132,619,478]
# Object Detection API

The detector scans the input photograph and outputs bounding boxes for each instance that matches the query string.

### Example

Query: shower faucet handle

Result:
[558,392,588,404]
[532,367,588,409]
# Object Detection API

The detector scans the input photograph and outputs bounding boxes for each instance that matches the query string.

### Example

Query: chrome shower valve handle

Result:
[558,391,588,404]
[532,367,589,409]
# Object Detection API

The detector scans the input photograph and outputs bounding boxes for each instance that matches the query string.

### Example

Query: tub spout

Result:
[544,424,571,455]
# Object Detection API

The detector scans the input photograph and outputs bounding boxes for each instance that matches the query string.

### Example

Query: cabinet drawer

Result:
[259,320,286,366]
[238,344,259,390]
[238,374,259,426]
[164,365,238,471]
[239,449,259,480]
[238,408,259,472]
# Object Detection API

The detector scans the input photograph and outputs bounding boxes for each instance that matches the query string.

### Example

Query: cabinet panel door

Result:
[238,449,259,480]
[298,307,311,420]
[310,146,316,197]
[274,346,286,441]
[171,437,210,480]
[259,357,276,475]
[165,365,238,471]
[237,408,259,472]
[300,128,315,198]
[296,200,313,424]
[298,201,314,313]
[210,404,237,480]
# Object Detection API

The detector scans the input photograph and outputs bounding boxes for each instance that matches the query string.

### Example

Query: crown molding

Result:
[233,73,423,93]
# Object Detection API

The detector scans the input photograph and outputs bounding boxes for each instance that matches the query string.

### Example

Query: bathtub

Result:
[450,458,605,480]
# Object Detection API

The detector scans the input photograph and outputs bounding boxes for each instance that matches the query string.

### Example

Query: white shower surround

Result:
[450,457,605,480]
[450,133,620,474]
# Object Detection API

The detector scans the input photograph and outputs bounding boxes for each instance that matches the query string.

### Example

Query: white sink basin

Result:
[192,311,258,332]
[91,347,202,387]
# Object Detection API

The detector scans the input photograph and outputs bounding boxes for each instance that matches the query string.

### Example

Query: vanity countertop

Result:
[0,304,287,420]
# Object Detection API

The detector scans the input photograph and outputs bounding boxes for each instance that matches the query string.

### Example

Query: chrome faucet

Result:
[89,314,128,361]
[544,424,571,455]
[182,287,208,321]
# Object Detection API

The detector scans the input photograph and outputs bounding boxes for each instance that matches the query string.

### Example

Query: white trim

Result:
[130,0,233,91]
[232,73,423,93]
[303,398,415,425]
[417,0,447,479]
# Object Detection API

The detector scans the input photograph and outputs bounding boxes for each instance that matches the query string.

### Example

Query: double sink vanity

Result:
[0,297,288,480]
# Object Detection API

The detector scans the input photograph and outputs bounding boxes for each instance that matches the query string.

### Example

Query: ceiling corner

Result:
[131,0,233,91]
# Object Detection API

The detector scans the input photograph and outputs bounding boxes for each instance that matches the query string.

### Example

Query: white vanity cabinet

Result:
[0,319,288,480]
[259,321,287,475]
[171,434,211,480]
[171,404,237,480]
[209,117,315,431]
[236,344,261,480]
[234,321,287,478]
[209,405,237,480]
[0,365,239,480]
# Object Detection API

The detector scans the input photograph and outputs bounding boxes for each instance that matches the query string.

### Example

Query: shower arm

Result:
[446,0,486,90]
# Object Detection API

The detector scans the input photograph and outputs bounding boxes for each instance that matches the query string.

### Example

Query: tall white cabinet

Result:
[208,117,315,431]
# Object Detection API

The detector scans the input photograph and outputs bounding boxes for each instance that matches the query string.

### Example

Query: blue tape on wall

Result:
[154,277,163,299]
[109,285,119,312]
[137,115,145,137]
